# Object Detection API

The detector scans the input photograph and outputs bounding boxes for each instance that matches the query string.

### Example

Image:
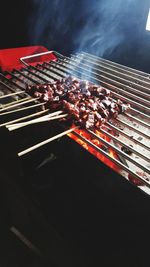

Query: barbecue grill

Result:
[1,46,150,267]
[0,46,149,195]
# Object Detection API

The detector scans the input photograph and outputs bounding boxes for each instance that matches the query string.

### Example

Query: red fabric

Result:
[0,46,57,71]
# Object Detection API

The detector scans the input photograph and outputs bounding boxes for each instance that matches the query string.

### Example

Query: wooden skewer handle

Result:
[8,114,67,131]
[18,127,78,157]
[6,110,63,128]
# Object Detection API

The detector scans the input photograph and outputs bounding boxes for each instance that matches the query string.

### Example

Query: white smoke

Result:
[28,0,142,58]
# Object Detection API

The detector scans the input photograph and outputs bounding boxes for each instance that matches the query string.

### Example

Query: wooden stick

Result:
[7,113,67,131]
[0,102,46,116]
[0,109,49,127]
[6,110,63,127]
[0,90,25,99]
[0,97,39,112]
[18,126,77,157]
[0,96,31,109]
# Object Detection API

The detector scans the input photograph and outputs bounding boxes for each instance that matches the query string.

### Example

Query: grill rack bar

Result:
[82,52,150,81]
[106,121,150,151]
[72,130,150,188]
[13,69,39,85]
[76,53,150,93]
[88,129,150,174]
[99,126,150,162]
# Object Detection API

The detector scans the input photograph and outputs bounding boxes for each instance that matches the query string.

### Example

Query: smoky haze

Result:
[28,0,145,58]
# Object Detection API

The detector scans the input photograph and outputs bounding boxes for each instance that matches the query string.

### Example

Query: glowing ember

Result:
[68,128,120,173]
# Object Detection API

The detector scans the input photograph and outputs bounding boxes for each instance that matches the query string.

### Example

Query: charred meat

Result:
[26,76,130,129]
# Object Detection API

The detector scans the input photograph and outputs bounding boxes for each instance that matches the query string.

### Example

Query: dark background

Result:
[1,0,150,72]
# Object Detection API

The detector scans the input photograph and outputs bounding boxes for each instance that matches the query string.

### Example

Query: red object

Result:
[128,173,144,186]
[0,46,57,72]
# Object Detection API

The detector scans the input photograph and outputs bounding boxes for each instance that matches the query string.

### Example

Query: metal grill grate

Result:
[0,51,149,193]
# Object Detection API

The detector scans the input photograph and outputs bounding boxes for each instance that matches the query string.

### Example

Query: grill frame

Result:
[0,49,150,193]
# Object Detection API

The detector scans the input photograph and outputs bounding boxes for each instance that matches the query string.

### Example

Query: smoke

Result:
[28,0,144,58]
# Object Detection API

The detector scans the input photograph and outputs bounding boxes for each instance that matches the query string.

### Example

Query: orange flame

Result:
[68,128,120,173]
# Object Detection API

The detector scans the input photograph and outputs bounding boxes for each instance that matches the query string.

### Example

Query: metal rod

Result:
[0,72,25,90]
[27,67,50,83]
[31,64,60,81]
[10,226,42,257]
[88,129,150,174]
[115,118,150,139]
[7,70,28,87]
[124,112,150,128]
[13,69,39,84]
[72,131,150,187]
[99,127,150,162]
[76,53,150,92]
[82,52,150,80]
[42,62,66,79]
[106,122,150,151]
